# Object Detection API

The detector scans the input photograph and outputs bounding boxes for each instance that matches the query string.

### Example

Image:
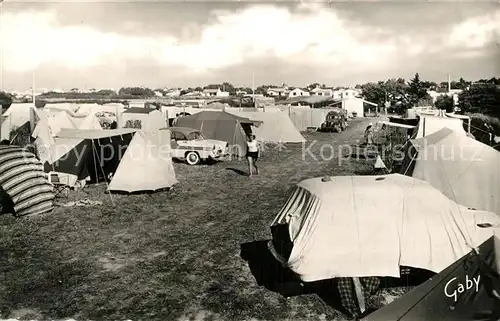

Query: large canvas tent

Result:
[35,128,177,193]
[35,128,137,187]
[227,111,306,143]
[281,107,338,131]
[174,111,262,156]
[363,232,500,321]
[400,127,500,215]
[0,146,54,216]
[269,174,498,282]
[412,115,467,138]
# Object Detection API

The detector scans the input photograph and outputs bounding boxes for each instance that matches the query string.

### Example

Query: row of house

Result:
[267,85,361,100]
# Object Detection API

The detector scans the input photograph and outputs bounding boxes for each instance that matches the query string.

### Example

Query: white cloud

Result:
[446,10,500,49]
[1,5,497,74]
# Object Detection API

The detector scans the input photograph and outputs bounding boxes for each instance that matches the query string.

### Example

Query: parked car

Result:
[320,108,348,132]
[167,127,229,165]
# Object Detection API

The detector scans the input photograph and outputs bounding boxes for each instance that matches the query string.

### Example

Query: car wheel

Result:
[334,124,341,132]
[185,151,200,165]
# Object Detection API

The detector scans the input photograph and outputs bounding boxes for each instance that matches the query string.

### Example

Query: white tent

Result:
[1,103,34,140]
[413,115,466,138]
[119,109,167,131]
[270,174,498,282]
[401,127,500,215]
[108,130,178,193]
[227,111,306,143]
[72,113,103,130]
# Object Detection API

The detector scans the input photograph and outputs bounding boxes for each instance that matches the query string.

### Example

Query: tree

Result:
[307,83,321,91]
[221,82,236,94]
[0,91,13,109]
[458,83,500,117]
[407,73,430,106]
[434,95,454,112]
[118,87,154,97]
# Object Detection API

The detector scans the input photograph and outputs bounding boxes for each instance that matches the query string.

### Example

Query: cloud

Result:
[446,10,500,49]
[2,4,498,78]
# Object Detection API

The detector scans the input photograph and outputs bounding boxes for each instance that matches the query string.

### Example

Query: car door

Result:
[170,131,186,158]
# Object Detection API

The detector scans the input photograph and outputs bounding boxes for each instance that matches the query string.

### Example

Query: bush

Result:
[467,113,500,149]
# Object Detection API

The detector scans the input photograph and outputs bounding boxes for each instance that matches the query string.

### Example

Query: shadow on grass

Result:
[240,240,349,316]
[0,230,95,319]
[226,167,248,176]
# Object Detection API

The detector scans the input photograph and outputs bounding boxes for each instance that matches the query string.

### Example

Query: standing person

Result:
[364,123,374,145]
[246,134,260,177]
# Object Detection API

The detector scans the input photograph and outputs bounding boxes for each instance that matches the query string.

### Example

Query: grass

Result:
[0,118,399,321]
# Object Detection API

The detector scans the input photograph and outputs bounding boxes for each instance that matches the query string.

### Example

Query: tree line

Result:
[1,75,498,118]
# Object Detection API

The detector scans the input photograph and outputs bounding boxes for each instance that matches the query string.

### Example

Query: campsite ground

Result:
[0,117,391,321]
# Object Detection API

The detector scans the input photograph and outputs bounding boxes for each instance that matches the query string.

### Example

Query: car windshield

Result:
[187,132,204,140]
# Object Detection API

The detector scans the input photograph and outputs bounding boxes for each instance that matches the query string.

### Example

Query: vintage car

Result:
[168,127,229,165]
[320,108,348,132]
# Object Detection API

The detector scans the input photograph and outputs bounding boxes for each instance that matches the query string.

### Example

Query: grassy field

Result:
[0,118,382,321]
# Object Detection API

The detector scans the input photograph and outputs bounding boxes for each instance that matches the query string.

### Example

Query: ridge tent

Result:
[108,130,178,193]
[412,115,467,138]
[362,231,500,321]
[119,108,167,131]
[227,111,306,143]
[400,127,500,216]
[0,145,54,216]
[35,128,137,187]
[35,128,177,193]
[269,174,498,282]
[174,111,262,157]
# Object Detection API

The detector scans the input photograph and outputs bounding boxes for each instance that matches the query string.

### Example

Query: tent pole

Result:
[92,141,115,206]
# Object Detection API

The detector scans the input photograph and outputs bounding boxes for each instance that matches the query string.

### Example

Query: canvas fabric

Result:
[270,174,499,282]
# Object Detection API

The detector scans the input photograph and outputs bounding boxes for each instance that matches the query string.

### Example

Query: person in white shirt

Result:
[246,135,260,177]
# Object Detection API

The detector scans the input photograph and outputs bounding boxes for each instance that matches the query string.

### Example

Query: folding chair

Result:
[48,172,71,198]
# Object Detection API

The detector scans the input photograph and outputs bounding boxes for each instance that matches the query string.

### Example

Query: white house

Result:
[267,87,289,97]
[154,90,164,97]
[288,88,311,98]
[164,89,181,97]
[341,89,359,99]
[202,88,230,97]
[311,86,333,97]
[427,89,463,105]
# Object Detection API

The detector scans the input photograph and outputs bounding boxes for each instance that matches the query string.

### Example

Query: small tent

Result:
[1,103,34,141]
[108,130,178,193]
[119,108,167,131]
[227,111,306,143]
[174,111,262,157]
[362,232,500,321]
[0,145,54,216]
[400,127,500,215]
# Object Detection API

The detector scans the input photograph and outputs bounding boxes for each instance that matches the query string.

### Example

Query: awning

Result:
[56,128,137,139]
[378,121,416,129]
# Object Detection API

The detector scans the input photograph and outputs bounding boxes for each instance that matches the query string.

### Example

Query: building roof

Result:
[123,107,155,114]
[203,89,219,93]
[267,88,287,92]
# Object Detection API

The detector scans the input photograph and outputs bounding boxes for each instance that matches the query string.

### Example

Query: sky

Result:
[0,1,499,91]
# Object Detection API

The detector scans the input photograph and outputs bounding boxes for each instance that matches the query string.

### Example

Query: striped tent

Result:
[0,146,55,216]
